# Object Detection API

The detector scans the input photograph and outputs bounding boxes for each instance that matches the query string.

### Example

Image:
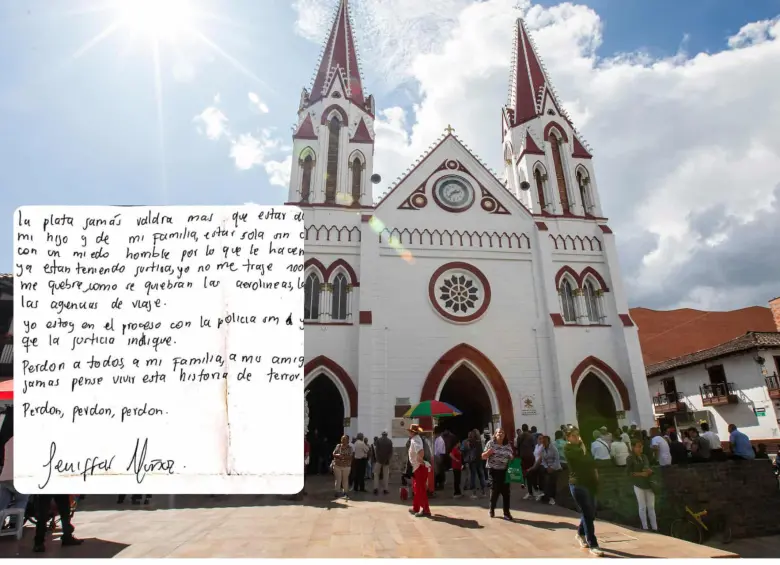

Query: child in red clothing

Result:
[450,443,463,497]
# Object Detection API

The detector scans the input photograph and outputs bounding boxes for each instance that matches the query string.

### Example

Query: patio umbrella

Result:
[403,400,462,494]
[403,400,462,419]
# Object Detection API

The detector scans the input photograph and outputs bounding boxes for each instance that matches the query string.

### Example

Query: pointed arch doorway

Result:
[420,344,515,442]
[571,356,630,442]
[303,356,358,448]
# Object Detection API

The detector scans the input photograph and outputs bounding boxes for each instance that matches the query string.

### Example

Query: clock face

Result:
[433,175,474,211]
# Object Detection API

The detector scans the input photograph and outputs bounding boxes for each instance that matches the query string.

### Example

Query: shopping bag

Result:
[506,458,525,484]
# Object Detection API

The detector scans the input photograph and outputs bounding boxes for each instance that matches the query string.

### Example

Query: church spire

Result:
[309,0,365,107]
[507,18,548,126]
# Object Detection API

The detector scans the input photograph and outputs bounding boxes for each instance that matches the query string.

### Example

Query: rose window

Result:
[439,274,479,313]
[428,262,491,323]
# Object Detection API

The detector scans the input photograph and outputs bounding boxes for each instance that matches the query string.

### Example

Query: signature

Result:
[40,442,116,490]
[39,438,176,488]
[126,438,176,484]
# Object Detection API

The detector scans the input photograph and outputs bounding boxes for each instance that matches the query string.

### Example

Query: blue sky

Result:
[1,0,779,310]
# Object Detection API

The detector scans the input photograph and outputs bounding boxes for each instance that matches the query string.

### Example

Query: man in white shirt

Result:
[433,427,447,490]
[650,427,672,466]
[700,423,723,459]
[590,430,611,461]
[352,433,370,492]
[609,435,629,466]
[408,424,431,517]
[599,426,613,447]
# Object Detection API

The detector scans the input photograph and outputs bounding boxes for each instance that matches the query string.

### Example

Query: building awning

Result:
[0,379,12,401]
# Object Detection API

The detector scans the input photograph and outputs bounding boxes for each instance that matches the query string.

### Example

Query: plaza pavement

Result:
[0,476,741,559]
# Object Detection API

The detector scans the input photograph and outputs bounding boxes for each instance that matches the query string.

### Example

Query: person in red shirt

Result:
[450,441,463,498]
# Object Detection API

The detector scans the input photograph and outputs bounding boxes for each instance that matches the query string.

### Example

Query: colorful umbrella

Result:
[403,400,462,418]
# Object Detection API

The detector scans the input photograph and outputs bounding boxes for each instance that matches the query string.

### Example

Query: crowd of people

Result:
[305,418,777,558]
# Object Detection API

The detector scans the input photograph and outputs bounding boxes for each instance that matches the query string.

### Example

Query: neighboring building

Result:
[292,0,654,445]
[0,273,12,406]
[641,298,780,444]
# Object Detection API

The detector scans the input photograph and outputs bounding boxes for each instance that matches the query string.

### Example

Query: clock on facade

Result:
[432,175,475,212]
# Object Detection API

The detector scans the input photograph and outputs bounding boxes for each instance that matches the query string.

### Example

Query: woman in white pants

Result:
[332,435,354,499]
[626,438,658,531]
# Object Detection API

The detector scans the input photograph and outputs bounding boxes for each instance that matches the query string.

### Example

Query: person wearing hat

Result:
[373,430,393,495]
[407,424,431,517]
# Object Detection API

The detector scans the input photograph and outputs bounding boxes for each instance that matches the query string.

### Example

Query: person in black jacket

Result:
[373,431,393,494]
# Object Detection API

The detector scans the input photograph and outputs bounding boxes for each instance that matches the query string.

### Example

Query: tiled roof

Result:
[629,306,776,366]
[646,331,780,377]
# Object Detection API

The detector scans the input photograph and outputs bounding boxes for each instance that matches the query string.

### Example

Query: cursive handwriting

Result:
[39,441,116,490]
[125,437,176,484]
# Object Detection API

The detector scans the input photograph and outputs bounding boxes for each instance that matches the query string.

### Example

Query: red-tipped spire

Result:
[310,0,365,106]
[508,18,548,125]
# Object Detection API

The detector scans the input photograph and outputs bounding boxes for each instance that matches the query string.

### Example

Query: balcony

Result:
[767,374,780,400]
[652,391,687,414]
[699,382,738,407]
[0,334,11,378]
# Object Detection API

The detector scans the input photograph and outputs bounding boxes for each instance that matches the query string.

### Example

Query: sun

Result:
[117,0,195,40]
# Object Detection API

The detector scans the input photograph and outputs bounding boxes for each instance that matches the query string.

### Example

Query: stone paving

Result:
[0,478,742,558]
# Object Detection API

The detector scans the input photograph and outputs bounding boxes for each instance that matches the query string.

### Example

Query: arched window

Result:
[331,273,349,320]
[534,166,547,211]
[325,116,341,203]
[300,154,314,202]
[304,273,321,321]
[583,279,601,323]
[550,131,570,213]
[577,169,591,215]
[350,156,362,206]
[560,279,577,323]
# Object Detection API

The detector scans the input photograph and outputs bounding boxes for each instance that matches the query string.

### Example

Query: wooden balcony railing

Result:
[699,382,738,407]
[652,391,687,414]
[0,335,11,378]
[766,374,780,400]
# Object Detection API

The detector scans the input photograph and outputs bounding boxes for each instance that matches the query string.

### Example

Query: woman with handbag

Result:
[626,438,658,531]
[482,428,514,520]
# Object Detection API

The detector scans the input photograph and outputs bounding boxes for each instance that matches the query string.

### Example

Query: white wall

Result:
[647,348,780,441]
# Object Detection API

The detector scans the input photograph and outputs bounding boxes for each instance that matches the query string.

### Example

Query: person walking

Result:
[483,428,514,520]
[564,426,603,557]
[373,431,393,495]
[626,438,658,531]
[332,435,354,499]
[450,439,463,498]
[408,424,431,517]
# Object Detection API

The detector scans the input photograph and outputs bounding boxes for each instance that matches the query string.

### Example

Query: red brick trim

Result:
[580,266,610,292]
[284,201,376,210]
[598,224,613,234]
[428,262,492,323]
[361,214,373,223]
[544,121,569,143]
[304,258,359,286]
[535,221,548,231]
[570,356,631,411]
[550,313,565,327]
[359,311,372,325]
[320,105,349,125]
[554,265,580,289]
[619,314,635,327]
[304,355,358,417]
[419,343,515,440]
[303,322,352,326]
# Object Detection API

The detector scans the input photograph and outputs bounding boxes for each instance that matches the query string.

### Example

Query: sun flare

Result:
[117,0,194,40]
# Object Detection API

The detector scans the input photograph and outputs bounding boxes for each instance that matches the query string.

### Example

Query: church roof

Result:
[507,19,593,156]
[309,0,365,106]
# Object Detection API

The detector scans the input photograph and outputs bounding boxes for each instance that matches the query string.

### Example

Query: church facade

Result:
[290,0,654,443]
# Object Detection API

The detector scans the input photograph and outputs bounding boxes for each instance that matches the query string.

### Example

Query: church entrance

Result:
[305,374,344,452]
[438,365,493,443]
[575,372,618,442]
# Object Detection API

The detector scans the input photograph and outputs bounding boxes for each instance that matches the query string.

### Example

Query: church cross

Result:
[445,124,455,135]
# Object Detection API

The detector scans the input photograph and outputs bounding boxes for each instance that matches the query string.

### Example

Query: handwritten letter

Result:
[13,205,305,494]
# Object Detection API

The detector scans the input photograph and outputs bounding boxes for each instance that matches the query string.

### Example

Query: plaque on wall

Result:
[520,395,537,416]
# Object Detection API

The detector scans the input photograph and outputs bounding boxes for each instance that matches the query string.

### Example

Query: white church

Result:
[292,0,654,445]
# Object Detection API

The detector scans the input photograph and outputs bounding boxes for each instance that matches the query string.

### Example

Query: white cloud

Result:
[193,96,288,186]
[248,92,270,113]
[230,131,280,170]
[265,156,293,188]
[293,0,780,310]
[193,106,228,140]
[727,17,780,48]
